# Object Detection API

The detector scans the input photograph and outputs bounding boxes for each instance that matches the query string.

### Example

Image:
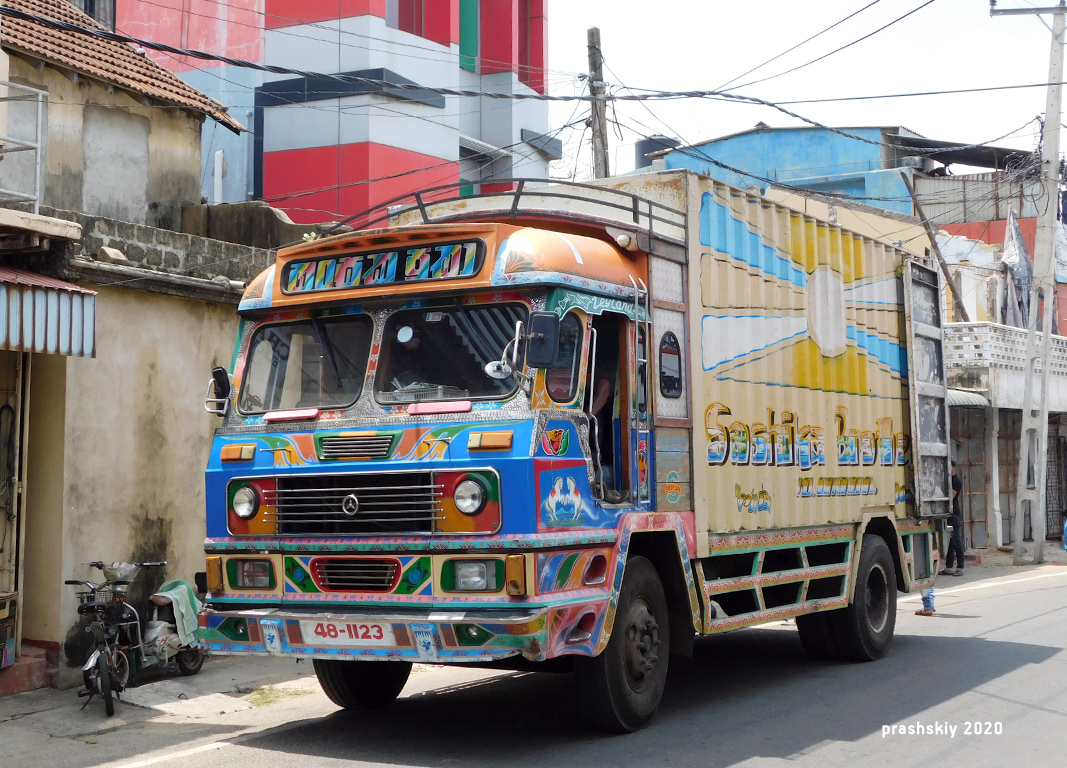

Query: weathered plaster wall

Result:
[22,353,67,647]
[31,286,238,668]
[6,56,204,229]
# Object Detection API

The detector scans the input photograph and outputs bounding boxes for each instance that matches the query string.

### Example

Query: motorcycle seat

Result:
[77,601,111,615]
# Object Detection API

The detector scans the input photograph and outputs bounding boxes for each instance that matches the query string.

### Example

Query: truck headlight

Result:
[454,479,486,515]
[454,560,494,591]
[227,558,276,589]
[232,485,259,519]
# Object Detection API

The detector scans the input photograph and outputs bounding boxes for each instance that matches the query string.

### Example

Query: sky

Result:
[544,0,1059,179]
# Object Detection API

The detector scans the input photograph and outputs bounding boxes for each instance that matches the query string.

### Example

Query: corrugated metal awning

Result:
[947,388,990,407]
[0,266,96,357]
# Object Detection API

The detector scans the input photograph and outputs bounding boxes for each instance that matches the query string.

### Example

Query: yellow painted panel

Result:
[690,178,912,536]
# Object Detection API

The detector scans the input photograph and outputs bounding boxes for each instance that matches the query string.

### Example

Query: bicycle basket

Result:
[76,588,114,605]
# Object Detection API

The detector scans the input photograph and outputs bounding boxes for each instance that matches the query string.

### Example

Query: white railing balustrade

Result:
[945,322,1067,377]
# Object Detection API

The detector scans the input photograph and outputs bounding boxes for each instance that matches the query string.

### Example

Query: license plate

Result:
[300,620,394,646]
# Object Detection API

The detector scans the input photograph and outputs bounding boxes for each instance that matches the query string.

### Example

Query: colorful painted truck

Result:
[199,170,949,732]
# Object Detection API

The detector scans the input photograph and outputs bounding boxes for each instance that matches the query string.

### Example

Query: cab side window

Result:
[659,331,683,398]
[545,313,583,402]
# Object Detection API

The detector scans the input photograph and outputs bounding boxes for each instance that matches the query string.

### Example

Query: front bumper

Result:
[199,605,552,663]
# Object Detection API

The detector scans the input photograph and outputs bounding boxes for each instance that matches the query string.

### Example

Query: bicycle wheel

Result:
[97,653,115,716]
[111,649,132,692]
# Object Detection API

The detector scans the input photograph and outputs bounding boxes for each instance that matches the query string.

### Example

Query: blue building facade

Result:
[662,126,918,216]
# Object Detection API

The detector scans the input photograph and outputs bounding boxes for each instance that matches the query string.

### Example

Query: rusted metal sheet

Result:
[0,267,96,356]
[915,173,1040,222]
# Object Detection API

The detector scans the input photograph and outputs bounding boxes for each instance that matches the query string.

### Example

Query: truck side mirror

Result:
[525,311,560,368]
[212,367,231,400]
[204,366,231,416]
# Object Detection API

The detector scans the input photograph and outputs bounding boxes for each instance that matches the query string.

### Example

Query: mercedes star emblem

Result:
[341,493,360,517]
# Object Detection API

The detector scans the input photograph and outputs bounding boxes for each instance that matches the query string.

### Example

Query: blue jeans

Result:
[920,587,935,611]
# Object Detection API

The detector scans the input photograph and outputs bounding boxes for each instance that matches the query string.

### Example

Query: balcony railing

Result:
[0,78,45,214]
[945,321,1067,377]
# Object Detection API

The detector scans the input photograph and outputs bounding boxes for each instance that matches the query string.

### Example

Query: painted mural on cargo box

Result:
[698,186,912,531]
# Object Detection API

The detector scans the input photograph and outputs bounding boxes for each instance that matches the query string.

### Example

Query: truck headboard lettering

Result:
[283,240,483,294]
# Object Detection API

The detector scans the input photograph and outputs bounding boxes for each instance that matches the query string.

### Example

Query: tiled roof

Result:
[0,0,244,132]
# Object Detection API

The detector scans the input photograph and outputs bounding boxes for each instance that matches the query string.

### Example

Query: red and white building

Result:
[94,0,557,224]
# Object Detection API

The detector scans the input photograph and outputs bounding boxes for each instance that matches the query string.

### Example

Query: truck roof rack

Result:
[331,178,688,260]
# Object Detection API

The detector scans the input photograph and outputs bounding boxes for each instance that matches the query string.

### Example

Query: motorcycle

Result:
[65,561,205,715]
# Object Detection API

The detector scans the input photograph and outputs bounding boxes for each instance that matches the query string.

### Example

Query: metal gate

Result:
[902,260,952,517]
[1046,435,1067,540]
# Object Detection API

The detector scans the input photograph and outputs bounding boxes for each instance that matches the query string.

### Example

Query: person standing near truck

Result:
[941,461,965,576]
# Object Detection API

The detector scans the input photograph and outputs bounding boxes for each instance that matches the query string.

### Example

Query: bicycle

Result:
[65,560,203,716]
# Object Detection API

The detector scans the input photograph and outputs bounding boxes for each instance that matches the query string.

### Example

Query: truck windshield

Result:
[375,303,528,403]
[239,315,373,413]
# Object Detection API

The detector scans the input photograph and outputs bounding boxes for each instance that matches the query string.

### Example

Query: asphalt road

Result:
[5,563,1067,768]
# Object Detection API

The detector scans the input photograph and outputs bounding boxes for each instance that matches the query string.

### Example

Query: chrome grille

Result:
[263,472,441,535]
[312,558,399,592]
[318,435,395,460]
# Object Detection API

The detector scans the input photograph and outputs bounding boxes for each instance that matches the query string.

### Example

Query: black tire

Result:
[176,647,205,676]
[83,661,98,694]
[795,611,839,660]
[313,659,412,710]
[830,534,897,662]
[97,653,115,716]
[572,555,670,733]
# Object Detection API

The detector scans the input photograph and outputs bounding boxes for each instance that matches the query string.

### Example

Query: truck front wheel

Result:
[573,555,670,732]
[313,659,412,710]
[831,534,896,661]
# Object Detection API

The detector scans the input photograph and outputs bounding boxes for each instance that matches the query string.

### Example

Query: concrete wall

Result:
[6,56,204,230]
[22,286,238,671]
[39,206,275,285]
[182,66,260,203]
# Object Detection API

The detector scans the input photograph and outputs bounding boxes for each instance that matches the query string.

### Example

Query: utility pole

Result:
[901,173,972,322]
[587,27,610,179]
[992,1,1065,564]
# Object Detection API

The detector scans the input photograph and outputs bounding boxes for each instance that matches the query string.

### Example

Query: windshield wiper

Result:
[309,314,343,389]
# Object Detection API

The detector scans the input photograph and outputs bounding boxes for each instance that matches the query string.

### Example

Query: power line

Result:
[727,0,940,92]
[143,0,584,80]
[776,81,1067,104]
[263,115,589,213]
[715,0,883,91]
[3,0,1059,144]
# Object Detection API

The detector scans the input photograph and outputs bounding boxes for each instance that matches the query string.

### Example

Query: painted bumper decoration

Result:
[200,607,550,662]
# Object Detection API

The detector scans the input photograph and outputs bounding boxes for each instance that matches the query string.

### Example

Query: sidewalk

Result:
[965,541,1067,567]
[0,654,318,732]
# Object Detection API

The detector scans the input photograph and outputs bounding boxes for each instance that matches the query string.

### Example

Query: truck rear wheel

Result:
[795,611,839,660]
[313,659,412,710]
[573,555,670,733]
[830,534,896,662]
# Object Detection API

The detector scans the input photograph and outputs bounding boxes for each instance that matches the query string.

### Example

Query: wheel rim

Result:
[621,597,661,693]
[865,563,890,634]
[112,652,130,690]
